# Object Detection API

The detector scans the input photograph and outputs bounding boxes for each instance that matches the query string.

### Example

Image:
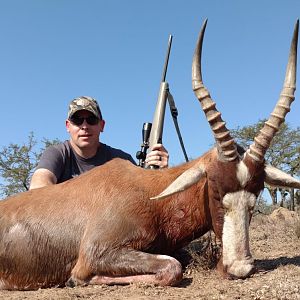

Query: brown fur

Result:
[0,146,265,290]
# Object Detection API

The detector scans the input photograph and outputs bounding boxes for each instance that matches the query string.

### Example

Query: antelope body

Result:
[0,20,299,290]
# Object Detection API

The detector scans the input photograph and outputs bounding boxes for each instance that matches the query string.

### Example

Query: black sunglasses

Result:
[69,115,100,126]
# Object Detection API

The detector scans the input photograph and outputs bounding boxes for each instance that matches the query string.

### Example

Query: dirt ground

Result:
[0,207,299,300]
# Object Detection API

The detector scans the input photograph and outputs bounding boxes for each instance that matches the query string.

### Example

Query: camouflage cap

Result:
[68,96,103,120]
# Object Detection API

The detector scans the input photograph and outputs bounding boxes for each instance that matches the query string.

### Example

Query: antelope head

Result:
[153,19,299,279]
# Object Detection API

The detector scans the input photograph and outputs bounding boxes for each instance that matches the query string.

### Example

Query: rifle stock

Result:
[148,81,169,150]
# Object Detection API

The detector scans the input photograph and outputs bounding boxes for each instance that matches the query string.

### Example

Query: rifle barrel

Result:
[161,35,173,82]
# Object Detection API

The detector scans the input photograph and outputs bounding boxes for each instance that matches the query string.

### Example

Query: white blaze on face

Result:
[236,160,251,188]
[221,161,257,278]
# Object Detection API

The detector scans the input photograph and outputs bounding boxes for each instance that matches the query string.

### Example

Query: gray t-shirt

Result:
[36,140,136,183]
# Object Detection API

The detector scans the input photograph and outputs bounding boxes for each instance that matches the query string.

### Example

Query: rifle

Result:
[147,35,173,169]
[136,35,188,168]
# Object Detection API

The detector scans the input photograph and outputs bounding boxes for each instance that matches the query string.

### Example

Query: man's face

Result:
[66,110,105,149]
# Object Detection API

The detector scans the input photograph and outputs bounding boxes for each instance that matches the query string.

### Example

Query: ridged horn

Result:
[192,19,238,161]
[247,20,299,162]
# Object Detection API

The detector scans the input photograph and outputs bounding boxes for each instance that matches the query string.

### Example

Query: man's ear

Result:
[100,120,105,132]
[66,119,71,133]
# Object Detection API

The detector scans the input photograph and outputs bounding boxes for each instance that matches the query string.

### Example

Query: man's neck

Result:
[69,140,100,159]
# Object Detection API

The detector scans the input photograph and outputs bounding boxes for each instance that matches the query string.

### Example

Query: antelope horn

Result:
[150,164,206,200]
[247,20,299,162]
[192,19,238,161]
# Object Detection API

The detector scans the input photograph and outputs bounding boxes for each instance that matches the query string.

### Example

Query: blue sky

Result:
[0,0,299,167]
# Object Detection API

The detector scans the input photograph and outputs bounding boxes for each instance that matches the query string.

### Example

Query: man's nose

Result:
[80,120,89,128]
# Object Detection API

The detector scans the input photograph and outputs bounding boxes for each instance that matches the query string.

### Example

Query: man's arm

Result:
[29,142,65,190]
[29,168,58,190]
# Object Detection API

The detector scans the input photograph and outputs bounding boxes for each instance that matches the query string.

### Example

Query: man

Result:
[30,96,169,189]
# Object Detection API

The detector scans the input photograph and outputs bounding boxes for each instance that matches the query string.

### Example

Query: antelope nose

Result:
[227,260,255,279]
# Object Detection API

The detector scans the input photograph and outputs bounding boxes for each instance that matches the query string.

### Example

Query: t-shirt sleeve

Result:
[125,154,137,165]
[36,145,65,180]
[117,151,136,165]
[107,145,137,165]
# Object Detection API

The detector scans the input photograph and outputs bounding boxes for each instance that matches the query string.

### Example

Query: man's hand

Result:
[145,143,169,168]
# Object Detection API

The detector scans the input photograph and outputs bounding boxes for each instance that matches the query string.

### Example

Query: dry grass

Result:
[295,220,300,238]
[174,231,221,273]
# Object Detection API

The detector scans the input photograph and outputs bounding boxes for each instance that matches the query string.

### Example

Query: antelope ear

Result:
[265,165,300,189]
[150,165,207,200]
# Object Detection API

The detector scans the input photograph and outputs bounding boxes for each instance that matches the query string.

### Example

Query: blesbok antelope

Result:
[0,20,299,290]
